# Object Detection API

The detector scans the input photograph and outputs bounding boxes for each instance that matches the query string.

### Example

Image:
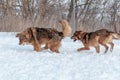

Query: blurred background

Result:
[0,0,120,32]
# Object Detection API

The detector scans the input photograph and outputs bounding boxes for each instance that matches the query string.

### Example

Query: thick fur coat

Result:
[16,19,72,53]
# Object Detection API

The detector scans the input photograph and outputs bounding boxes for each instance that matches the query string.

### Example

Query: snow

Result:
[0,32,120,80]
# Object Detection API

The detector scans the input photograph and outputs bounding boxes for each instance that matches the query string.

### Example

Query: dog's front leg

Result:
[50,48,60,53]
[95,45,100,53]
[77,47,90,52]
[33,42,42,52]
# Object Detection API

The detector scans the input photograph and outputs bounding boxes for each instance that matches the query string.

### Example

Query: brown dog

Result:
[71,29,120,53]
[71,31,100,53]
[16,19,72,53]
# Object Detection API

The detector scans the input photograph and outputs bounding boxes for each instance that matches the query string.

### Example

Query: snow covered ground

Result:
[0,32,120,80]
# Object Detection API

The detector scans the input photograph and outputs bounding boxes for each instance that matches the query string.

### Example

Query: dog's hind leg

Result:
[100,43,109,53]
[108,42,114,52]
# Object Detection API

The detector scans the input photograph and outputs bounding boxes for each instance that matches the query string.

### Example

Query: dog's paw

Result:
[77,48,81,51]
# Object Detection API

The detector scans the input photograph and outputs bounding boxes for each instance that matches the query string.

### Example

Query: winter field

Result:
[0,32,120,80]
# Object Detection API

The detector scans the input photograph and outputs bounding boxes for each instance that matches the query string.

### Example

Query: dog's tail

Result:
[60,20,72,37]
[111,32,120,40]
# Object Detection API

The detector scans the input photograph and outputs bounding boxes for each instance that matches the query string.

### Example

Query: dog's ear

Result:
[25,33,30,39]
[16,33,20,37]
[78,31,84,39]
[24,28,32,39]
[77,32,81,39]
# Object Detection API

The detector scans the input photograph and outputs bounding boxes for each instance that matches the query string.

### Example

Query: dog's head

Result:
[16,28,33,45]
[71,31,85,41]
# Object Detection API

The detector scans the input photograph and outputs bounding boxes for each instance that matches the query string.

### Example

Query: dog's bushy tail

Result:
[60,20,72,37]
[111,32,120,39]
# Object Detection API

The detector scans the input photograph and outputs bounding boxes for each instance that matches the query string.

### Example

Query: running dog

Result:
[16,19,72,53]
[71,29,120,53]
[71,31,100,53]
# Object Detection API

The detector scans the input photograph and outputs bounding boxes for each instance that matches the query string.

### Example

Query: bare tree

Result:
[0,0,120,32]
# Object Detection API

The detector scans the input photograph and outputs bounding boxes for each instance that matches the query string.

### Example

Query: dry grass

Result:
[0,15,63,32]
[0,15,32,32]
[0,15,119,33]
